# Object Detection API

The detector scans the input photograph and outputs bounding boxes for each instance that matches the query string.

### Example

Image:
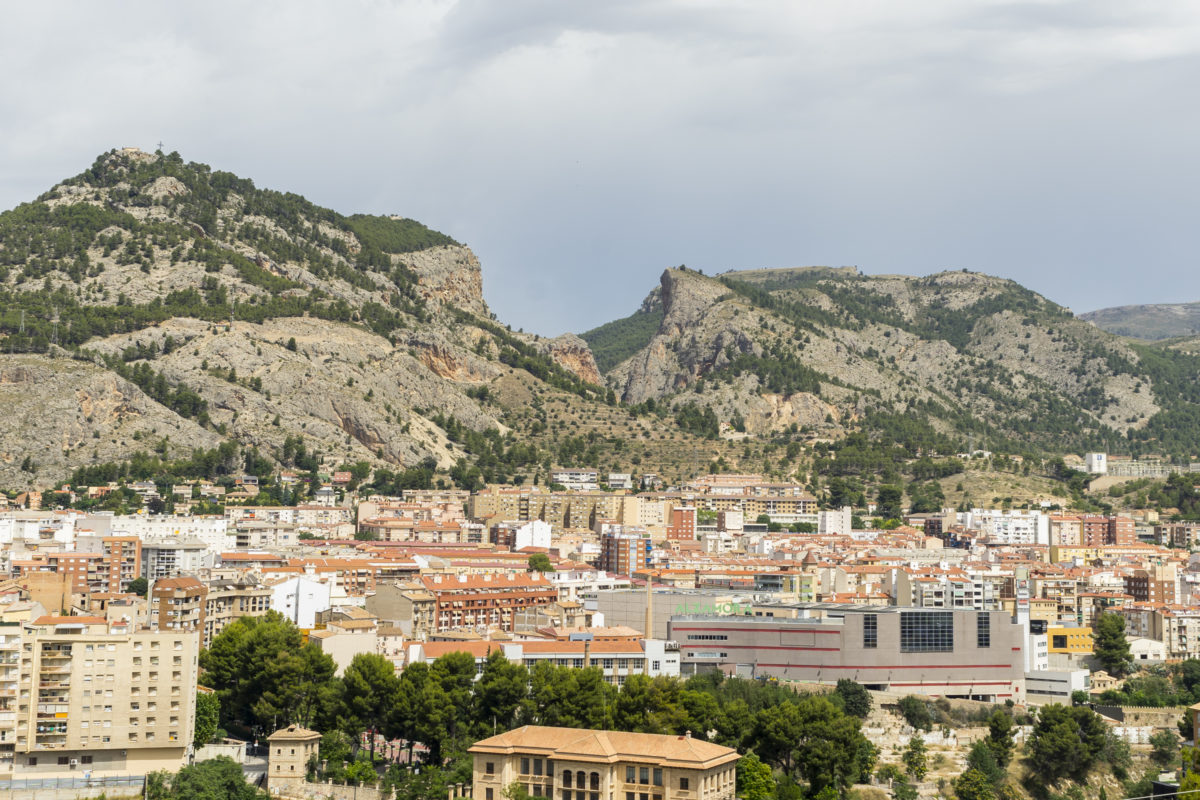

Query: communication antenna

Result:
[51,306,60,347]
[18,310,25,335]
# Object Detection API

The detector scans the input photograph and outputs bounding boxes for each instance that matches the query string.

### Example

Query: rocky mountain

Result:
[0,148,651,489]
[584,266,1200,459]
[6,148,1199,492]
[1080,302,1200,340]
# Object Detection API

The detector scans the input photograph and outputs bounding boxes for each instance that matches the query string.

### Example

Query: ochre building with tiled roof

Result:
[468,725,738,800]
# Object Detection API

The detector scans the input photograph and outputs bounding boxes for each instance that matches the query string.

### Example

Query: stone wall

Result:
[1094,705,1187,729]
[271,780,384,800]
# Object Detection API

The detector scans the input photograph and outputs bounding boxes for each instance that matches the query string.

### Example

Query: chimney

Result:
[584,639,591,668]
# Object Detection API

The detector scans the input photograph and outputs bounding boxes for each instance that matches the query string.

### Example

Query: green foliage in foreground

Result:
[147,757,262,800]
[1025,703,1130,785]
[199,612,876,798]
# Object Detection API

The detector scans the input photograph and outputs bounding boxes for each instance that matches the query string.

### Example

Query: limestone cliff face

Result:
[402,245,490,317]
[0,355,221,489]
[538,334,603,386]
[78,317,506,476]
[611,269,765,404]
[595,265,1161,442]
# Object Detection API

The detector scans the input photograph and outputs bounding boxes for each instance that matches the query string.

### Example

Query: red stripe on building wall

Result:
[887,681,1015,687]
[739,663,1017,670]
[684,645,841,652]
[672,626,841,635]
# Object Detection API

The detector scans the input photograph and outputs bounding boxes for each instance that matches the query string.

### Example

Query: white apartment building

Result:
[549,569,632,604]
[0,511,83,547]
[550,470,600,491]
[960,509,1049,545]
[607,473,634,491]
[891,570,1001,611]
[269,576,332,629]
[818,506,852,535]
[104,515,231,554]
[140,538,213,580]
[512,520,552,551]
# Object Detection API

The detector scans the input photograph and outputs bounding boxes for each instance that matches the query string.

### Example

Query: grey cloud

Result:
[1,1,1199,335]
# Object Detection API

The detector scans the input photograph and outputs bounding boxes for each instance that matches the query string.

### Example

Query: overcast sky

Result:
[3,1,1199,335]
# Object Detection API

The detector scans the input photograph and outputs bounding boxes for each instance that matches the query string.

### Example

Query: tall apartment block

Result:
[3,616,198,781]
[601,532,651,577]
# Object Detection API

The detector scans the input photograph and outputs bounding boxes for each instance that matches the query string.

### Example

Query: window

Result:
[521,758,530,775]
[534,759,543,776]
[863,614,877,649]
[28,758,36,766]
[486,762,495,775]
[58,756,70,765]
[590,773,599,790]
[1052,635,1067,649]
[82,756,93,765]
[899,611,954,652]
[640,767,649,784]
[977,614,991,648]
[652,769,662,787]
[625,767,634,783]
[565,772,574,788]
[680,778,690,791]
[486,790,494,800]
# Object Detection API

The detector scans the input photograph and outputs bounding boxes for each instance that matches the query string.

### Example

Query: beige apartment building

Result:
[203,577,272,648]
[6,616,198,780]
[469,726,738,800]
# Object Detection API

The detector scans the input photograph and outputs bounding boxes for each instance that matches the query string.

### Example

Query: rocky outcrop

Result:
[80,317,505,474]
[538,334,602,385]
[0,355,221,489]
[408,331,495,382]
[611,269,765,403]
[596,264,1162,441]
[401,245,489,317]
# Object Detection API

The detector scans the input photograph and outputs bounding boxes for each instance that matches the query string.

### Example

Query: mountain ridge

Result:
[1080,301,1200,340]
[584,265,1200,460]
[0,149,658,489]
[4,148,1200,495]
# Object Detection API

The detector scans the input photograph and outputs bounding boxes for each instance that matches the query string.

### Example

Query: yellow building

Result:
[1047,626,1093,654]
[469,726,739,800]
